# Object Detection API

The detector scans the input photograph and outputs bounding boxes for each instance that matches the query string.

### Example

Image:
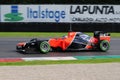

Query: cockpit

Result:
[74,32,91,43]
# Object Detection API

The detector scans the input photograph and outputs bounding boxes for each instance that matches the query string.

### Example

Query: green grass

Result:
[110,33,120,38]
[0,32,119,38]
[0,58,120,66]
[0,32,67,37]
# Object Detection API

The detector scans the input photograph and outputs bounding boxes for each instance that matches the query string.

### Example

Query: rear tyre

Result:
[39,41,50,53]
[99,40,110,52]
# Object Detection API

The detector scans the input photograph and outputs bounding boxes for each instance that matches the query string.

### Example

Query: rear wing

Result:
[94,31,110,37]
[94,31,110,42]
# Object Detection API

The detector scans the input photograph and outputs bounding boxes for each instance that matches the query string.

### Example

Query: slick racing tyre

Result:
[39,41,50,53]
[99,40,110,52]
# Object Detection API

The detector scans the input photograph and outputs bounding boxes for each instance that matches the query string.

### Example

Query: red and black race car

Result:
[16,31,110,53]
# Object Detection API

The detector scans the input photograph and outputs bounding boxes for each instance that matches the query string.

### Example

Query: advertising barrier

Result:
[1,5,120,23]
[1,5,69,23]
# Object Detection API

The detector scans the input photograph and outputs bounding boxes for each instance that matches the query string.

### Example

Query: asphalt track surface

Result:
[0,38,120,58]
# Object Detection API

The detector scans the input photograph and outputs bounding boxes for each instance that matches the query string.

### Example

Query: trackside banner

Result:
[1,5,120,23]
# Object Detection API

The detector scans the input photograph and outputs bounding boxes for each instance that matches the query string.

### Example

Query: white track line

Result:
[22,57,77,61]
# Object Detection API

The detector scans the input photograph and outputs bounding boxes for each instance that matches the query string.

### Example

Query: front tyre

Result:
[39,41,50,53]
[99,40,110,52]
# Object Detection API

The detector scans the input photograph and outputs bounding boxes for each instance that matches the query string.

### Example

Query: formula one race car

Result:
[16,31,110,53]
